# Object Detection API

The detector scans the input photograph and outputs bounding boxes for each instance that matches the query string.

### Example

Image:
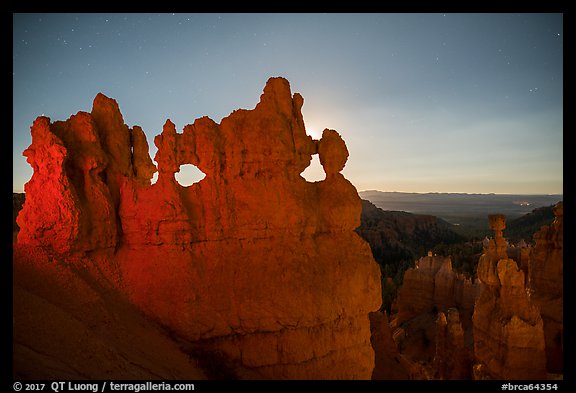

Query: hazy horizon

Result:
[13,13,563,195]
[12,187,563,197]
[358,190,563,196]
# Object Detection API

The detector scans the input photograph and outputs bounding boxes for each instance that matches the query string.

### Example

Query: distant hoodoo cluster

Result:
[387,204,563,379]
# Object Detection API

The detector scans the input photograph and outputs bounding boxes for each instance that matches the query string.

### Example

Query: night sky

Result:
[13,13,563,194]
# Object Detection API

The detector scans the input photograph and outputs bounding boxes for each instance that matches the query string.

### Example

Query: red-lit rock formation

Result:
[15,77,382,379]
[528,201,563,374]
[15,94,151,253]
[472,214,547,380]
[13,245,207,379]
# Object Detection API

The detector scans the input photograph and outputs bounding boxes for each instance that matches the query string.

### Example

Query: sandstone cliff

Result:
[15,77,382,379]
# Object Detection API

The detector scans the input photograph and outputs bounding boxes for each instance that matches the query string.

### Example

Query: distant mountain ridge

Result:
[359,191,563,237]
[360,190,562,209]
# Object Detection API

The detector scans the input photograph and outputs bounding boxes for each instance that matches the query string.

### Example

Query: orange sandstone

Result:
[473,214,547,380]
[528,202,563,374]
[15,77,382,379]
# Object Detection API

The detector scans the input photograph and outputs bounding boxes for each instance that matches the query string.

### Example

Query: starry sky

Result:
[13,13,563,194]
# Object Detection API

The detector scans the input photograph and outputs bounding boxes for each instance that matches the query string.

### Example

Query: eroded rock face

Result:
[16,77,382,379]
[392,254,479,378]
[369,311,411,379]
[394,255,444,324]
[528,201,563,374]
[434,308,471,379]
[473,215,547,380]
[394,255,479,327]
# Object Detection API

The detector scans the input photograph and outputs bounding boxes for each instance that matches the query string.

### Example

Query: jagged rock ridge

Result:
[14,77,383,379]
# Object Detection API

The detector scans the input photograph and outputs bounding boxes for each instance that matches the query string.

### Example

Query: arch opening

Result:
[175,164,206,187]
[300,154,325,182]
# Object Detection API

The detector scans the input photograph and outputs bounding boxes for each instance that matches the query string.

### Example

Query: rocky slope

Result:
[13,245,207,379]
[506,204,556,244]
[14,77,384,379]
[357,199,465,264]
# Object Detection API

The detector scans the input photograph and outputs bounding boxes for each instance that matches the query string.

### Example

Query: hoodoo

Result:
[472,215,547,379]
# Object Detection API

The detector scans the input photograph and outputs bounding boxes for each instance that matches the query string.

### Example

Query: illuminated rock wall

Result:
[16,77,382,379]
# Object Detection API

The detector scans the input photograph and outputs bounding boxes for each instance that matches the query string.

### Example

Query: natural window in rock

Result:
[175,164,206,187]
[301,154,325,182]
